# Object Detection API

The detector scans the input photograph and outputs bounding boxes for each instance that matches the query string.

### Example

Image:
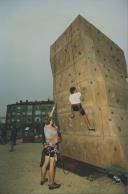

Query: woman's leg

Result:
[48,156,61,189]
[40,155,50,182]
[79,104,95,130]
[70,105,75,118]
[49,157,56,185]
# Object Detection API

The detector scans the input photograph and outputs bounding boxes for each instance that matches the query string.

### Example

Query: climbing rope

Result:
[70,25,95,130]
[53,28,72,106]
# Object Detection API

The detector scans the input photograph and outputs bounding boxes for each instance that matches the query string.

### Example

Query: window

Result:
[35,110,41,115]
[27,111,32,115]
[27,105,32,110]
[17,106,21,110]
[35,117,41,122]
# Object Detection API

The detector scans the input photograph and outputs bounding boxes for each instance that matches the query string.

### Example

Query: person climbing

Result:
[40,105,61,190]
[69,86,95,131]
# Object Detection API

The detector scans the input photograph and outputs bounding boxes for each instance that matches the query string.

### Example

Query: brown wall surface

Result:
[50,15,128,169]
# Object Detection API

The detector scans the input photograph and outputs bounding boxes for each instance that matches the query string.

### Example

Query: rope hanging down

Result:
[53,25,95,131]
[70,26,95,131]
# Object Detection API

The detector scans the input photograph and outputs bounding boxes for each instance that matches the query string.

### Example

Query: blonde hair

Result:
[44,118,52,125]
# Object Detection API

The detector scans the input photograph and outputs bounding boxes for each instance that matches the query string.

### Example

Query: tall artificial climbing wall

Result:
[50,15,128,169]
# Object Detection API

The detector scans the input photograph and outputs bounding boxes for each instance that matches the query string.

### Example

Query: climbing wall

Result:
[50,15,128,169]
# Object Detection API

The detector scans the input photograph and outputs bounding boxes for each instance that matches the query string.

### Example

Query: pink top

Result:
[44,124,58,145]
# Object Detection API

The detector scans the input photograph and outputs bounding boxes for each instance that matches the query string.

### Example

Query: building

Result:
[0,117,6,144]
[6,100,54,136]
[0,117,6,124]
[50,15,128,169]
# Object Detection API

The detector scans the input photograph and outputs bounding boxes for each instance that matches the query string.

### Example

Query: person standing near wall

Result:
[9,125,17,152]
[40,118,61,190]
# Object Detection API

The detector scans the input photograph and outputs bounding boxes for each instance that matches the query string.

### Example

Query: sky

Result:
[0,0,128,117]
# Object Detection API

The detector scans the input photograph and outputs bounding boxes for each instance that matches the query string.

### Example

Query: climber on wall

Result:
[69,86,95,131]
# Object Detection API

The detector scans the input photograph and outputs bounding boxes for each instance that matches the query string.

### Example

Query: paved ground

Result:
[0,140,127,194]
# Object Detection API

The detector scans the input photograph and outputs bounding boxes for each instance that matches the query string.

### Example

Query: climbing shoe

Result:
[49,183,61,190]
[40,178,48,185]
[113,176,121,184]
[88,128,95,131]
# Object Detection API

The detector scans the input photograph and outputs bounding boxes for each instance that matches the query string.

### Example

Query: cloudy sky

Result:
[0,0,128,117]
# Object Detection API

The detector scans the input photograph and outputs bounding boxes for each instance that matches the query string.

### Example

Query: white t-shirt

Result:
[69,92,81,105]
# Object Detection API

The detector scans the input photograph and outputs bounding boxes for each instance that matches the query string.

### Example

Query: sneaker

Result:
[88,128,95,131]
[113,176,121,184]
[49,183,61,190]
[115,179,121,184]
[40,178,48,185]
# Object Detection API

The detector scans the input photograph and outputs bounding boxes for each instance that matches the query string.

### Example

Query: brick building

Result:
[6,100,54,136]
